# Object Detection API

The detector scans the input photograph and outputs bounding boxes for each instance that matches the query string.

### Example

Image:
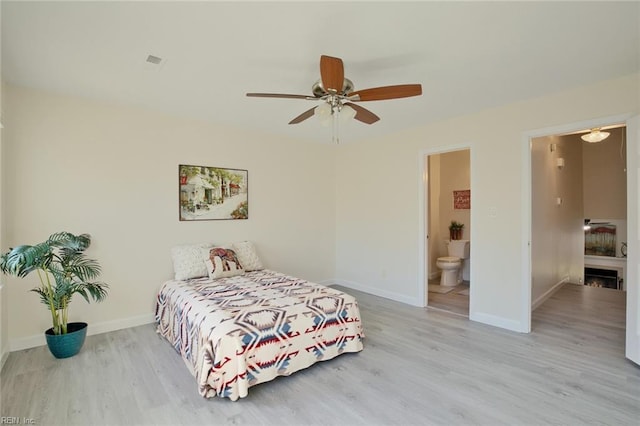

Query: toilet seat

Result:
[437,256,460,264]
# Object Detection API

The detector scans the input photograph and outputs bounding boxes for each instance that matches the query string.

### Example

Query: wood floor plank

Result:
[427,279,469,316]
[1,283,639,425]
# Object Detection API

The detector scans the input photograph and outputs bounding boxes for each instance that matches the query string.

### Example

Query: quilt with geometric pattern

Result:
[155,269,365,400]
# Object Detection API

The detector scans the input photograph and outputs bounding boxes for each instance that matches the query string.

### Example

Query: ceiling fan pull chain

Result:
[333,109,340,144]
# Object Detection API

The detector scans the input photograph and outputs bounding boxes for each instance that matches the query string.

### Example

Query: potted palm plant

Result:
[0,232,108,358]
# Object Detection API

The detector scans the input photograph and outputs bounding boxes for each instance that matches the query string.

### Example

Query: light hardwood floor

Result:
[1,284,638,425]
[427,279,469,316]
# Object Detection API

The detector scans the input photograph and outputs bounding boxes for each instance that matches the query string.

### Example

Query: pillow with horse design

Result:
[205,247,244,279]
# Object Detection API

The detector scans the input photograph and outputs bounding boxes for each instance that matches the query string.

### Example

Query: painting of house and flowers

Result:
[179,165,248,221]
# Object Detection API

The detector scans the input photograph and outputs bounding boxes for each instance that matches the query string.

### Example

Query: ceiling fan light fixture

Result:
[339,104,357,123]
[314,102,333,127]
[581,128,610,143]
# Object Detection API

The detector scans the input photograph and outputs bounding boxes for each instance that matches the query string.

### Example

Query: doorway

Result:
[524,114,640,365]
[424,148,471,316]
[530,125,626,310]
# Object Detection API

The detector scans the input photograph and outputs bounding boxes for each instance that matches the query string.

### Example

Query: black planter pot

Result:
[44,322,88,359]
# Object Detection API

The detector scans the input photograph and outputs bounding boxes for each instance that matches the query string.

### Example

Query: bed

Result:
[155,242,364,401]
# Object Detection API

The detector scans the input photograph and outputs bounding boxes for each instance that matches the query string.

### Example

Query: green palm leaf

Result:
[72,281,109,303]
[0,244,53,278]
[0,232,108,335]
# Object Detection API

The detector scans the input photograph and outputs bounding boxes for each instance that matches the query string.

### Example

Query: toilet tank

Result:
[448,240,470,259]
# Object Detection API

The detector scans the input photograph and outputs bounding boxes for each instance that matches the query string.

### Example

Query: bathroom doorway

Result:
[425,148,471,316]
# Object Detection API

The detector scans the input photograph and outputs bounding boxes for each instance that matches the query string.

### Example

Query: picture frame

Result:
[179,164,248,221]
[585,223,616,257]
[453,189,470,209]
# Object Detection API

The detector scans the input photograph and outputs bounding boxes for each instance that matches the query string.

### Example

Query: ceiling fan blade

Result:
[348,84,422,101]
[320,55,344,94]
[288,106,317,124]
[246,93,314,100]
[345,102,380,124]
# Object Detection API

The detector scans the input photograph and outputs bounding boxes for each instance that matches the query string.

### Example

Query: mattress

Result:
[155,269,364,400]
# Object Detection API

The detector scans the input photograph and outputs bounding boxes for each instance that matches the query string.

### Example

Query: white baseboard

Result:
[532,276,570,311]
[9,313,156,352]
[332,278,527,333]
[331,278,423,307]
[87,313,156,336]
[470,311,526,333]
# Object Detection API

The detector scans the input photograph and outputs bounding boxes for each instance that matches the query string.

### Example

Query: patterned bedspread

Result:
[155,269,364,400]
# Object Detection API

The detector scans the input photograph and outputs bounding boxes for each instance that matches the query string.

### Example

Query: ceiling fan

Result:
[246,55,422,129]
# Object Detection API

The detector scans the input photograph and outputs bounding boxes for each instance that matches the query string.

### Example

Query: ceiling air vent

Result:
[146,55,163,65]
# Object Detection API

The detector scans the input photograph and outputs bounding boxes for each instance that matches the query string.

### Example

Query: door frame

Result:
[521,113,635,333]
[418,144,473,308]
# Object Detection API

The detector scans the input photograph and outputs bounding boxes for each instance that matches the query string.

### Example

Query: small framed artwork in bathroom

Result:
[453,189,470,209]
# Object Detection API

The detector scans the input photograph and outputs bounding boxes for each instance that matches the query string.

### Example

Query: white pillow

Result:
[171,243,212,280]
[204,247,245,279]
[231,241,264,271]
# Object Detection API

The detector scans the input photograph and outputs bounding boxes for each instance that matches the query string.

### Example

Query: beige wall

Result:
[428,150,471,276]
[4,85,336,346]
[335,73,639,330]
[428,155,441,278]
[583,126,628,258]
[438,150,471,246]
[3,74,639,345]
[531,134,584,305]
[0,0,8,364]
[0,11,7,364]
[583,127,627,219]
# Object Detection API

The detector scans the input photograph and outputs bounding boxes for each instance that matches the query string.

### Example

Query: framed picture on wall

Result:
[453,189,470,209]
[585,223,616,257]
[179,164,248,221]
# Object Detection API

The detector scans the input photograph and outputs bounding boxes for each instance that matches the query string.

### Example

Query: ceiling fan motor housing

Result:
[312,78,354,97]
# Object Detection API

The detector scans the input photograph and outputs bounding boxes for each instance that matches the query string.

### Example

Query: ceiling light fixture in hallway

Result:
[581,128,610,143]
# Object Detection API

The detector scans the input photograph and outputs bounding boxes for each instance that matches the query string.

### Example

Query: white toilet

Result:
[436,240,470,287]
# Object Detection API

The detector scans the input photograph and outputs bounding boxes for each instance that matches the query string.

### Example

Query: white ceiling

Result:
[2,1,639,144]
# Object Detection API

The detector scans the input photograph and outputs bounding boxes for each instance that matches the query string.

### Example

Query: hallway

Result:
[532,282,625,337]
